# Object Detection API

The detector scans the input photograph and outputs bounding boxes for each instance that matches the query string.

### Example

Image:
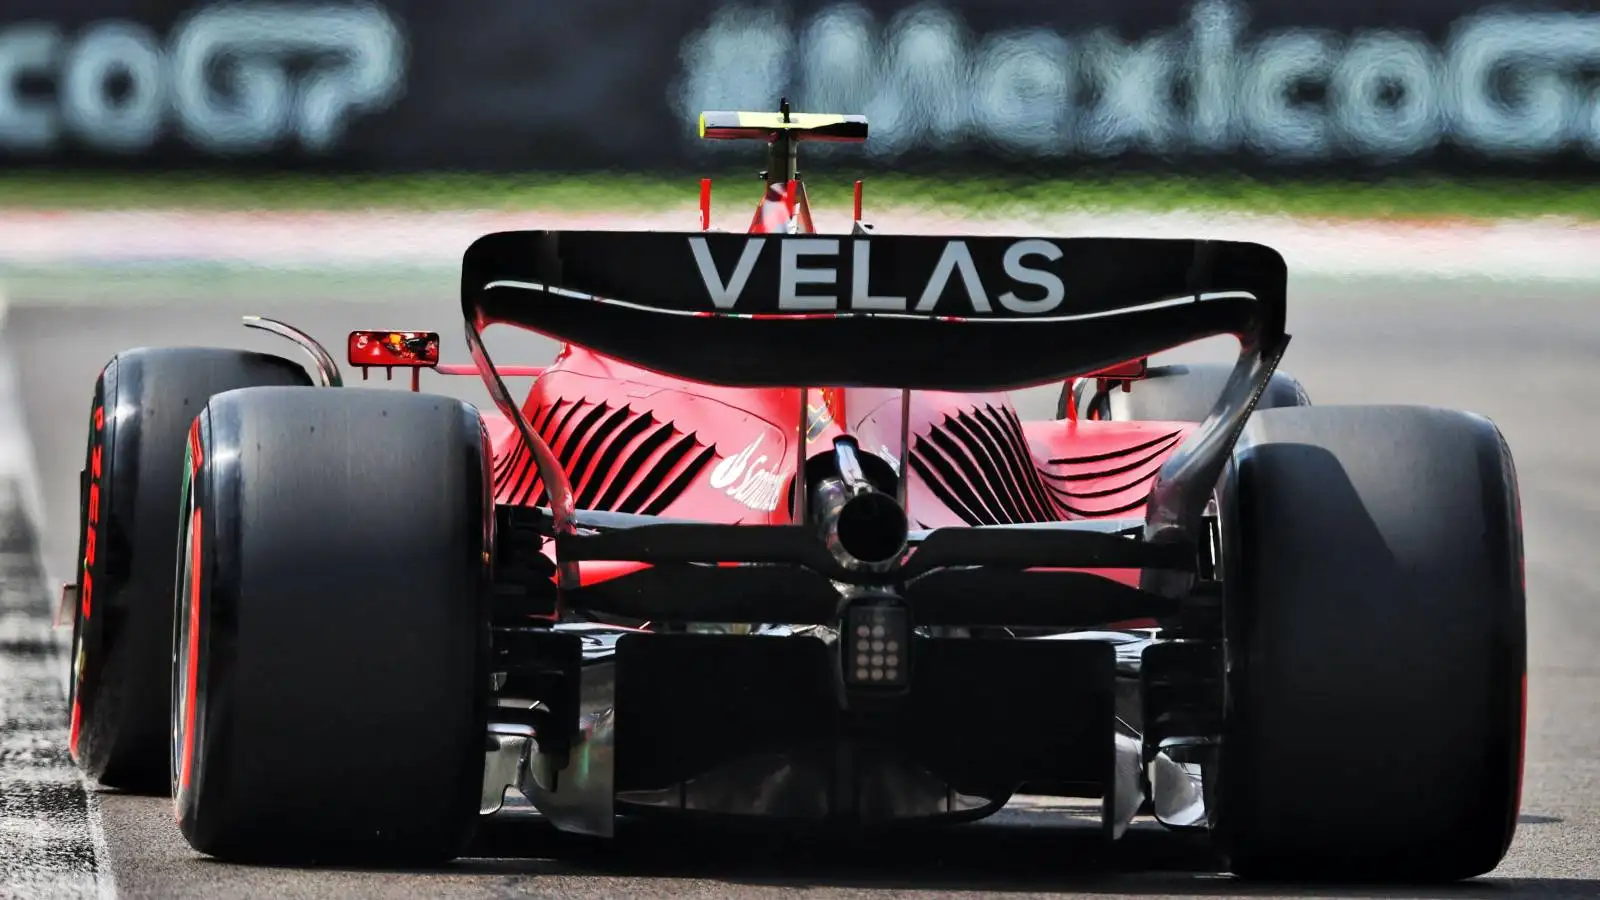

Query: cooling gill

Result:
[907,404,1184,524]
[493,399,716,515]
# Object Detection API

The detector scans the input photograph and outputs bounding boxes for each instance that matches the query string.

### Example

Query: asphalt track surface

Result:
[2,274,1599,897]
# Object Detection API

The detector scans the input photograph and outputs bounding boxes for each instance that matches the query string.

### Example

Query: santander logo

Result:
[709,434,787,512]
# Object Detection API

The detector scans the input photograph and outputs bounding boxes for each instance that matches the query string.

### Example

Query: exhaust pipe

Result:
[810,438,909,571]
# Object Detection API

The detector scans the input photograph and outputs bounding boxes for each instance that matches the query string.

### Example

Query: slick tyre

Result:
[1056,363,1310,421]
[1210,405,1526,882]
[68,348,311,793]
[174,387,491,863]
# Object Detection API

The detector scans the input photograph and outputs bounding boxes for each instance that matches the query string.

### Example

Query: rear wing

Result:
[459,230,1290,604]
[460,230,1284,391]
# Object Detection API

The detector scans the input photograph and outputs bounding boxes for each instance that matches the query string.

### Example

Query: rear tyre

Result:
[174,387,491,863]
[1210,405,1525,881]
[68,348,310,792]
[1056,363,1310,422]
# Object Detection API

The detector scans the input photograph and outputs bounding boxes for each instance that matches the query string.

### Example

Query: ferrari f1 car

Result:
[64,102,1525,881]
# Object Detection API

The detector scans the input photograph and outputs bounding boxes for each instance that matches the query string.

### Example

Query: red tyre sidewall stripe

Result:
[1516,671,1528,816]
[189,416,204,471]
[178,505,202,804]
[177,414,206,818]
[68,700,82,760]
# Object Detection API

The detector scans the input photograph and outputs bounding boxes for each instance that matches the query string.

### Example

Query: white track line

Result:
[84,786,118,900]
[0,298,116,898]
[0,493,104,899]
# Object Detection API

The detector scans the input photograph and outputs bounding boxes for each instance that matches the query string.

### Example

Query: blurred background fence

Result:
[4,0,1600,177]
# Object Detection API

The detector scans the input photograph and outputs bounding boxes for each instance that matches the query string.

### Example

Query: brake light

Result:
[843,602,911,689]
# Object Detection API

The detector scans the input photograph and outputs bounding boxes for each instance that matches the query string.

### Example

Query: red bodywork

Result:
[464,175,1195,601]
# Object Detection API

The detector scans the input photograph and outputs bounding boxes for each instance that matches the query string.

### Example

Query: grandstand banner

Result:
[4,0,1600,173]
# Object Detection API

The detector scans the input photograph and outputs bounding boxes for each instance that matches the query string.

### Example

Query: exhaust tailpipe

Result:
[810,438,909,571]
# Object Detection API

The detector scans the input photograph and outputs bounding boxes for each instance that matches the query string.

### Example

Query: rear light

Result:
[843,602,911,688]
[348,330,440,391]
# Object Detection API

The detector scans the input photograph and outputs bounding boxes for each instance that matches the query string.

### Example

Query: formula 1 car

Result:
[63,101,1525,881]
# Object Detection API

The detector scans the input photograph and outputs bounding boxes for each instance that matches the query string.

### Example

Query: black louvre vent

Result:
[494,399,716,515]
[908,404,1183,525]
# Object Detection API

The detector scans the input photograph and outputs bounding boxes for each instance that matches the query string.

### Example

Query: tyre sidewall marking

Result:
[70,368,113,763]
